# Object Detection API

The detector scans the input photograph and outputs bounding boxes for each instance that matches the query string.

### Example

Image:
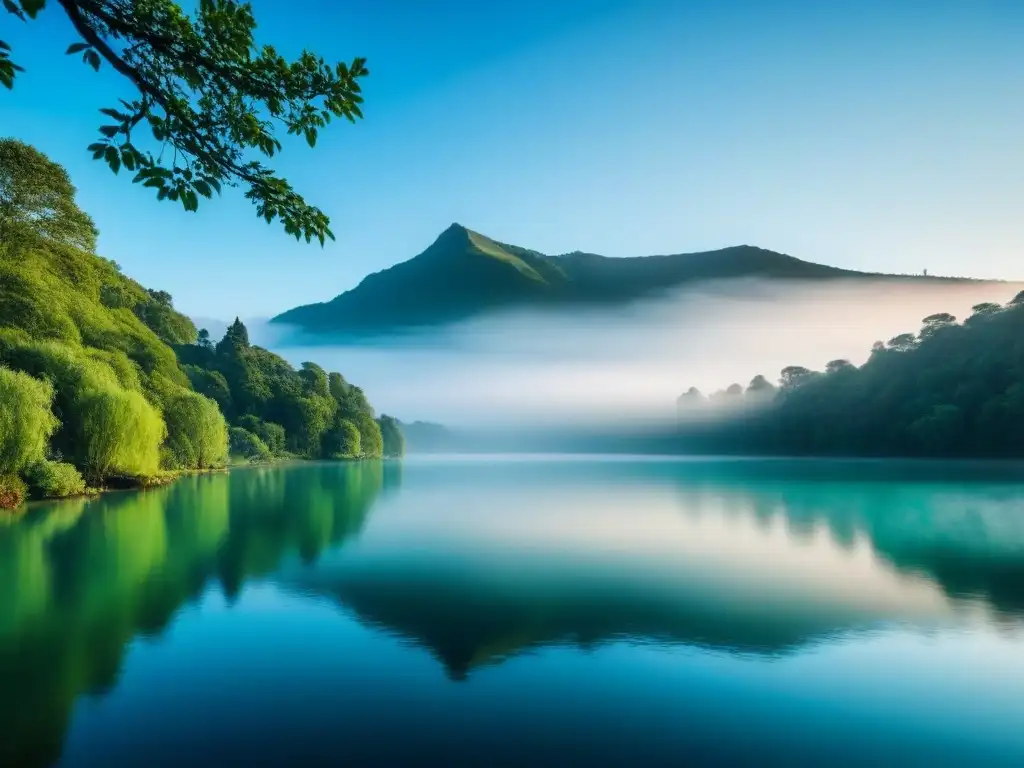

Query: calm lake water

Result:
[3,456,1024,767]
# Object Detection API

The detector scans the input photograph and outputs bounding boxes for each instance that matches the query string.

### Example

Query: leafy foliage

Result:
[677,293,1024,458]
[77,384,165,480]
[24,459,86,498]
[159,388,228,469]
[0,141,398,494]
[2,0,369,243]
[0,366,59,478]
[323,418,360,459]
[179,317,393,459]
[378,414,405,457]
[228,426,269,461]
[0,138,98,251]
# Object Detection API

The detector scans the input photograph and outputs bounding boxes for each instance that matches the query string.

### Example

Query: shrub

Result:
[0,474,28,510]
[0,366,59,475]
[161,389,229,469]
[77,384,165,481]
[25,460,86,498]
[229,427,271,461]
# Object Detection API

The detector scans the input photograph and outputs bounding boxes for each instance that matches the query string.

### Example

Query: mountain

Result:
[271,223,973,337]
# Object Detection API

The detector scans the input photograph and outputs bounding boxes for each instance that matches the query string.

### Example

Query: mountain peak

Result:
[426,221,475,249]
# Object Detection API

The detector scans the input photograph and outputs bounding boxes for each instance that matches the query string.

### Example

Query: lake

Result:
[2,456,1024,767]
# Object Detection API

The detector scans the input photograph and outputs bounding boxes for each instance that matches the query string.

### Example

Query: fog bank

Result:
[256,278,1021,428]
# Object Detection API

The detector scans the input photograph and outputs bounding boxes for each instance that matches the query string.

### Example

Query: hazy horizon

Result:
[243,277,1023,429]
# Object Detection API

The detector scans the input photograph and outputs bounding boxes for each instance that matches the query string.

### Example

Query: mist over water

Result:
[257,279,1021,428]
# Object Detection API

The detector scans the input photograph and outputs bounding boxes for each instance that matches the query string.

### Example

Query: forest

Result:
[676,294,1024,458]
[0,139,403,510]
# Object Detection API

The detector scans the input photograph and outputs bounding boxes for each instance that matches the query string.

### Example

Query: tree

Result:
[378,414,404,457]
[353,412,383,458]
[323,418,360,459]
[161,389,228,469]
[217,318,249,355]
[0,138,98,250]
[228,426,269,461]
[780,365,815,390]
[197,328,211,350]
[2,0,369,244]
[0,366,59,476]
[825,359,854,375]
[746,374,776,398]
[967,303,1002,324]
[76,384,165,481]
[920,313,956,339]
[886,333,917,352]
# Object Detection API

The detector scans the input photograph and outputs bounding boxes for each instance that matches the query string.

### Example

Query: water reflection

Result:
[283,459,1024,681]
[2,457,1024,766]
[0,462,389,768]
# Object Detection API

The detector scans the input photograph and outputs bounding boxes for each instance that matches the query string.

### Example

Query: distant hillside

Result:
[272,223,978,337]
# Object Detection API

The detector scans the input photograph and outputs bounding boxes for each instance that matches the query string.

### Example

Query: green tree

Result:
[77,384,165,481]
[160,389,228,469]
[0,366,59,476]
[353,412,383,458]
[0,138,98,250]
[2,0,368,244]
[377,414,404,457]
[323,418,360,459]
[228,426,269,461]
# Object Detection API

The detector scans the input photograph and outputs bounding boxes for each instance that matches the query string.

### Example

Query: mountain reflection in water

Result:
[2,456,1023,766]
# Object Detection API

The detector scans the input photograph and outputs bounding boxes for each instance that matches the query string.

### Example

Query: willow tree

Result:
[0,366,59,475]
[2,0,368,244]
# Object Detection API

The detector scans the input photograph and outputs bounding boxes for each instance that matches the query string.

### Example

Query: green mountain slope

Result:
[272,223,967,336]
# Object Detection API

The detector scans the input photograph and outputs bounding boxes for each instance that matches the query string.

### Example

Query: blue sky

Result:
[4,0,1023,318]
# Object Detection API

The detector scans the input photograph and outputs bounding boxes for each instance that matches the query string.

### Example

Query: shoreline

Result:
[2,456,400,516]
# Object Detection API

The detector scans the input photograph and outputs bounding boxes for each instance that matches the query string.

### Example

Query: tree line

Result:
[0,139,401,510]
[676,294,1024,458]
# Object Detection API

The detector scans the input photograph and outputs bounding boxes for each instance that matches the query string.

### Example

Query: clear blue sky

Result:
[4,0,1023,318]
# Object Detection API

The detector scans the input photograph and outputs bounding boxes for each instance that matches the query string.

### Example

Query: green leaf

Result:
[104,146,121,174]
[3,0,24,20]
[143,177,163,189]
[121,148,136,171]
[100,107,127,120]
[84,49,100,71]
[99,124,119,137]
[66,42,90,55]
[193,180,212,198]
[21,0,44,19]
